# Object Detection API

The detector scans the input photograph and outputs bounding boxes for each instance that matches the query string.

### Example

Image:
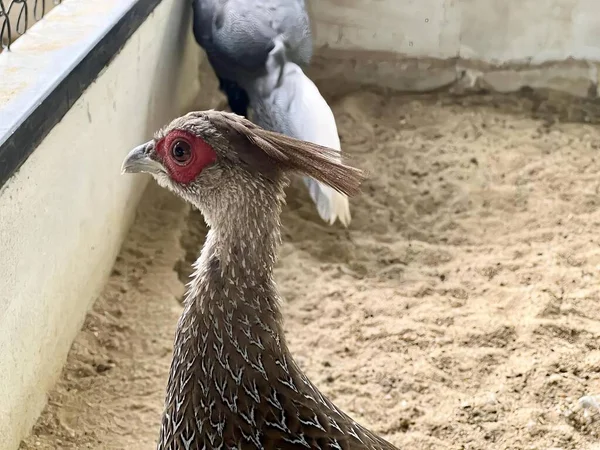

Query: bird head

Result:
[121,110,364,224]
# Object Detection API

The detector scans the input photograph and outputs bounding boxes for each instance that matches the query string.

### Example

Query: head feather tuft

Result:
[204,110,365,197]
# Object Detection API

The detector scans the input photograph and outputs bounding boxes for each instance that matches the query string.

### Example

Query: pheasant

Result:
[122,110,399,450]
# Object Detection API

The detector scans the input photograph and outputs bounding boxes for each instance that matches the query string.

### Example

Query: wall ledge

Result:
[310,48,600,101]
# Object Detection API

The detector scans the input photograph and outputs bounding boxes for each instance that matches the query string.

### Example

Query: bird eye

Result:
[170,140,192,165]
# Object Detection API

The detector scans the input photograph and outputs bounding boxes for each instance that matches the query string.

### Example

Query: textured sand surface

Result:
[22,89,600,449]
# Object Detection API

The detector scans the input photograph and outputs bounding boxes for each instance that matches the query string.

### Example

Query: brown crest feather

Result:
[205,110,366,197]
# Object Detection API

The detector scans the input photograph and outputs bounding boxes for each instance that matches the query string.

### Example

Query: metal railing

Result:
[0,0,62,50]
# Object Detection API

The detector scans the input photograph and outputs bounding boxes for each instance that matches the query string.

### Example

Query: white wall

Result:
[0,0,217,448]
[308,0,600,96]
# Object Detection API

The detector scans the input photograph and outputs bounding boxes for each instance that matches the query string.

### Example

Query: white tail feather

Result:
[249,42,353,225]
[304,178,351,226]
[280,63,352,226]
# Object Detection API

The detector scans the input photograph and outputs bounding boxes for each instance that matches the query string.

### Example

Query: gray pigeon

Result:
[191,0,351,225]
[191,0,312,117]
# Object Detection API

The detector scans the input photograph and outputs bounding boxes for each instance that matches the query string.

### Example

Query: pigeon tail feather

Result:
[303,177,351,226]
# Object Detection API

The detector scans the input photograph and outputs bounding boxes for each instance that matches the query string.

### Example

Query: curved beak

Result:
[121,141,164,175]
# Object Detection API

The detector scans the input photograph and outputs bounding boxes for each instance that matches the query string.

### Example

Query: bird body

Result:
[122,111,398,450]
[192,0,312,116]
[192,1,351,225]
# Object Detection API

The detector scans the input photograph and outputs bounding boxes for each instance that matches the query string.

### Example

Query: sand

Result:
[20,88,600,449]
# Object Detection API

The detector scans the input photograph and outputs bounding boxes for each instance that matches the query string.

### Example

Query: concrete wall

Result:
[0,0,216,448]
[307,0,600,97]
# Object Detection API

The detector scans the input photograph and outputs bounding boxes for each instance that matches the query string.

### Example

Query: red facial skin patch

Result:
[155,129,217,184]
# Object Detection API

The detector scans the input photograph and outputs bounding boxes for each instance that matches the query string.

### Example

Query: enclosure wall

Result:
[308,0,600,96]
[0,0,212,448]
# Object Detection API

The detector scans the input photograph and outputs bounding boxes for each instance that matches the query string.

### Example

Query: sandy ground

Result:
[21,88,600,450]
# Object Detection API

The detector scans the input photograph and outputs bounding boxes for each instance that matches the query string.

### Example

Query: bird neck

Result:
[199,178,284,284]
[181,175,288,342]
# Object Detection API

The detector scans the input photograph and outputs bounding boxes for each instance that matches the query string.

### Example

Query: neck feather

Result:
[180,173,288,339]
[195,175,284,288]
